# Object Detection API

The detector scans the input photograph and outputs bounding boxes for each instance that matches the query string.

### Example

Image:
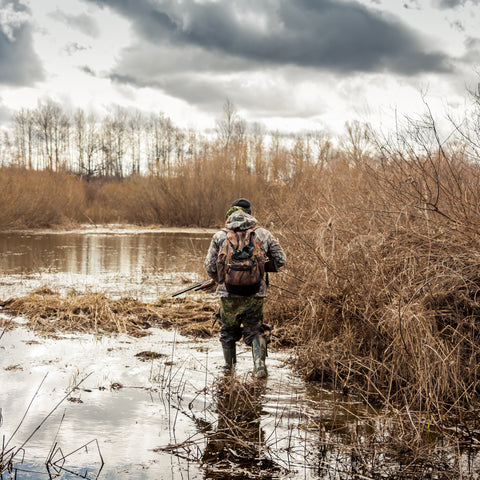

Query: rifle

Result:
[171,278,216,297]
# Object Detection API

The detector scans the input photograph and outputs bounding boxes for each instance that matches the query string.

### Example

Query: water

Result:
[0,226,213,300]
[1,227,334,479]
[0,227,475,479]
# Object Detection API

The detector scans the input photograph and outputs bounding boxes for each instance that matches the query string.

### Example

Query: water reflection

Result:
[0,229,213,300]
[2,229,480,479]
[0,231,211,275]
[202,375,284,479]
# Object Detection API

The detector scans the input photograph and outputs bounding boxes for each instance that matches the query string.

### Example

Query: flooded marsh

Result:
[1,227,479,479]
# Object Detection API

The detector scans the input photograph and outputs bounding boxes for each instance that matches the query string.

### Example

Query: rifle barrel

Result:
[171,281,206,297]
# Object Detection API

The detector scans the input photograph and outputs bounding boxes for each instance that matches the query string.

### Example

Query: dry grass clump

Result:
[202,375,285,477]
[0,317,13,332]
[3,287,218,338]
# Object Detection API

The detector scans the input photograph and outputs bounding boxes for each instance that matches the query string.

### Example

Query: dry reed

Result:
[264,145,480,420]
[0,167,85,229]
[159,374,287,478]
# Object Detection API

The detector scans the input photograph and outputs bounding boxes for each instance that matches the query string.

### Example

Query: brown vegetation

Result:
[263,113,480,422]
[3,287,218,338]
[0,167,85,229]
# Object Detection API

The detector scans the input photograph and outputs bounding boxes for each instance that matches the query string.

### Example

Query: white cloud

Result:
[0,2,30,41]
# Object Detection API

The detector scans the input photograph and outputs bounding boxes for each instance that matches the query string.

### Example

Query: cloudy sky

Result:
[0,0,479,135]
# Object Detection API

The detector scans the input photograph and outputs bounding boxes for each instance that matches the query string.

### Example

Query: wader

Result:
[219,297,268,377]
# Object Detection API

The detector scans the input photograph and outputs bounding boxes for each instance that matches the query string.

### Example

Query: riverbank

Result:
[0,224,217,235]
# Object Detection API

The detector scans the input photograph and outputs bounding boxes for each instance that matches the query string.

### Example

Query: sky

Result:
[0,0,479,137]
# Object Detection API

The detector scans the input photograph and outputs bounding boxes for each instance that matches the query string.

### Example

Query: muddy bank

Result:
[1,225,217,235]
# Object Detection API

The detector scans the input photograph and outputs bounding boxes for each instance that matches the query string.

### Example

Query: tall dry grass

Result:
[265,139,480,419]
[0,167,85,229]
[87,167,267,227]
[0,146,271,228]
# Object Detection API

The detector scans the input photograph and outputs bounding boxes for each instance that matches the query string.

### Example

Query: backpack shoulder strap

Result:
[243,225,259,245]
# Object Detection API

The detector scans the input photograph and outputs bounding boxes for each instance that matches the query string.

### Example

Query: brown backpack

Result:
[216,226,267,295]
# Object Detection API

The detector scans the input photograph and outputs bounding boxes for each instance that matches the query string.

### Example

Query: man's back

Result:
[204,209,286,297]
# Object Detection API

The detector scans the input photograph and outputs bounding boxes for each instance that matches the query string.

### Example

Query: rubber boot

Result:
[251,335,267,378]
[222,343,237,370]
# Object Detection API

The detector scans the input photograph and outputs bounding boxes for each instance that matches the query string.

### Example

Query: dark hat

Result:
[231,198,251,214]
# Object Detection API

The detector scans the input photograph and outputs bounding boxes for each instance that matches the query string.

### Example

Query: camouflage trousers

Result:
[219,297,265,347]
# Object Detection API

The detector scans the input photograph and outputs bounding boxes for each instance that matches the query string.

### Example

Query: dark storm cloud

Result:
[108,42,272,110]
[0,0,44,86]
[83,0,451,75]
[49,9,100,37]
[434,0,480,9]
[109,45,326,117]
[435,0,480,7]
[111,72,223,107]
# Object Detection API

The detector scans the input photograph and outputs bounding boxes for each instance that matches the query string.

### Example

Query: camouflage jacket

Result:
[204,210,286,298]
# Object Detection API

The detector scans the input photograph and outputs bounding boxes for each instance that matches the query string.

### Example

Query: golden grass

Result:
[264,151,480,417]
[3,287,218,338]
[0,167,85,229]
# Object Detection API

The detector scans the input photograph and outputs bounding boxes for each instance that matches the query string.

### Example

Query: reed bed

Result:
[3,287,218,338]
[264,146,480,420]
[0,167,85,229]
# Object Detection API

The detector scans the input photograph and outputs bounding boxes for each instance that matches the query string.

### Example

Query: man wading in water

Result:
[204,198,286,378]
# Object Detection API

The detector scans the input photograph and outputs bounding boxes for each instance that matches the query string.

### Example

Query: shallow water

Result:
[1,227,477,479]
[0,226,213,300]
[0,227,341,479]
[1,322,354,479]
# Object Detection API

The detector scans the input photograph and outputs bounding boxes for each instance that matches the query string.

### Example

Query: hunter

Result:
[204,198,286,378]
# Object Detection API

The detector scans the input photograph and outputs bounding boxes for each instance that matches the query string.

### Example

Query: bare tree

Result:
[13,108,34,168]
[268,130,289,182]
[341,120,372,165]
[101,107,127,178]
[145,113,175,176]
[216,98,245,151]
[73,109,102,177]
[312,132,334,170]
[33,100,70,170]
[250,123,266,178]
[215,99,248,178]
[0,129,12,167]
[127,110,143,175]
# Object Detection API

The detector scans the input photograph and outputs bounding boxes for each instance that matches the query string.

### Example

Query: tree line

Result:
[0,98,351,182]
